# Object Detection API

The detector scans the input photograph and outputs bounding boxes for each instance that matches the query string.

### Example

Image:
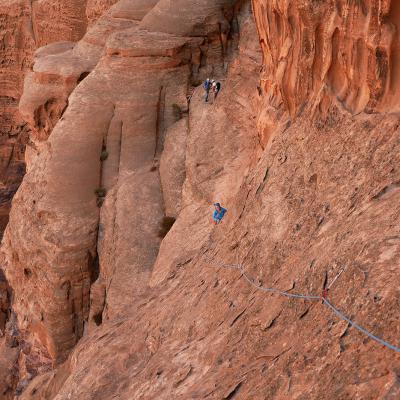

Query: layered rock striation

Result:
[253,0,400,145]
[1,0,242,392]
[1,0,400,399]
[0,0,33,239]
[0,0,121,239]
[0,1,130,395]
[0,0,86,240]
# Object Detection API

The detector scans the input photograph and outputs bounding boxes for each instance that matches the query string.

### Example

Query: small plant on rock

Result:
[95,187,107,207]
[100,150,109,161]
[94,187,107,197]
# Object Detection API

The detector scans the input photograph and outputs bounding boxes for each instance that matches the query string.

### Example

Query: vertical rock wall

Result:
[2,1,400,399]
[0,1,34,238]
[252,0,400,147]
[1,0,238,385]
[0,0,90,239]
[0,2,91,396]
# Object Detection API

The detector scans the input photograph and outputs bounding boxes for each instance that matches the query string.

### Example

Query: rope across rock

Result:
[202,254,400,354]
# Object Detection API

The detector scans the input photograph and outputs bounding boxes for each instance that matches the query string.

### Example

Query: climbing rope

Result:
[202,254,400,353]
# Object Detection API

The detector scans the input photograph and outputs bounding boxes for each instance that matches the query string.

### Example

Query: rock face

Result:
[253,0,400,144]
[0,1,111,396]
[1,0,400,399]
[86,0,122,25]
[0,0,90,240]
[0,1,33,239]
[2,0,238,384]
[0,0,123,239]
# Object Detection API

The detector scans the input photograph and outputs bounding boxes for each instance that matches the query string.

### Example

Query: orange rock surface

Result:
[0,0,84,240]
[0,1,118,396]
[0,0,121,239]
[1,0,400,399]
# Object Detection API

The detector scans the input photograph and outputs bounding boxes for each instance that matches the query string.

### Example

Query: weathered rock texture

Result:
[1,0,238,391]
[253,0,400,145]
[0,0,123,241]
[0,0,93,239]
[1,0,400,399]
[0,1,32,239]
[0,1,107,395]
[86,0,125,25]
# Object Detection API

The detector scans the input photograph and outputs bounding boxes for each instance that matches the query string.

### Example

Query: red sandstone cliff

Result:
[0,0,87,238]
[0,0,120,239]
[1,0,400,399]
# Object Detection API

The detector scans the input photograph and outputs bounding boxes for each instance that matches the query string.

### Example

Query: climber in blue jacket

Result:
[203,78,211,102]
[213,203,227,225]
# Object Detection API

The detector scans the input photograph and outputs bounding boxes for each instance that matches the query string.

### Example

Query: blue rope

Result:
[204,254,400,353]
[241,269,321,300]
[323,299,400,353]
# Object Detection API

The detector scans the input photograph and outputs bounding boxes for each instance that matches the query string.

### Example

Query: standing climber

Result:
[212,203,227,225]
[203,78,211,102]
[212,81,221,102]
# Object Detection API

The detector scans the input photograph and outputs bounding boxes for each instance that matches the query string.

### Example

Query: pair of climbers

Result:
[203,78,221,103]
[212,202,227,225]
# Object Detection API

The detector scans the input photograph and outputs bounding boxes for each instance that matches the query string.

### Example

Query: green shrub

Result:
[94,187,107,198]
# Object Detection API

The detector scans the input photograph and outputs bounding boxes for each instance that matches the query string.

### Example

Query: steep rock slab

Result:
[2,0,230,373]
[159,117,188,218]
[16,3,265,399]
[6,1,400,399]
[21,1,400,399]
[46,54,400,400]
[92,30,193,323]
